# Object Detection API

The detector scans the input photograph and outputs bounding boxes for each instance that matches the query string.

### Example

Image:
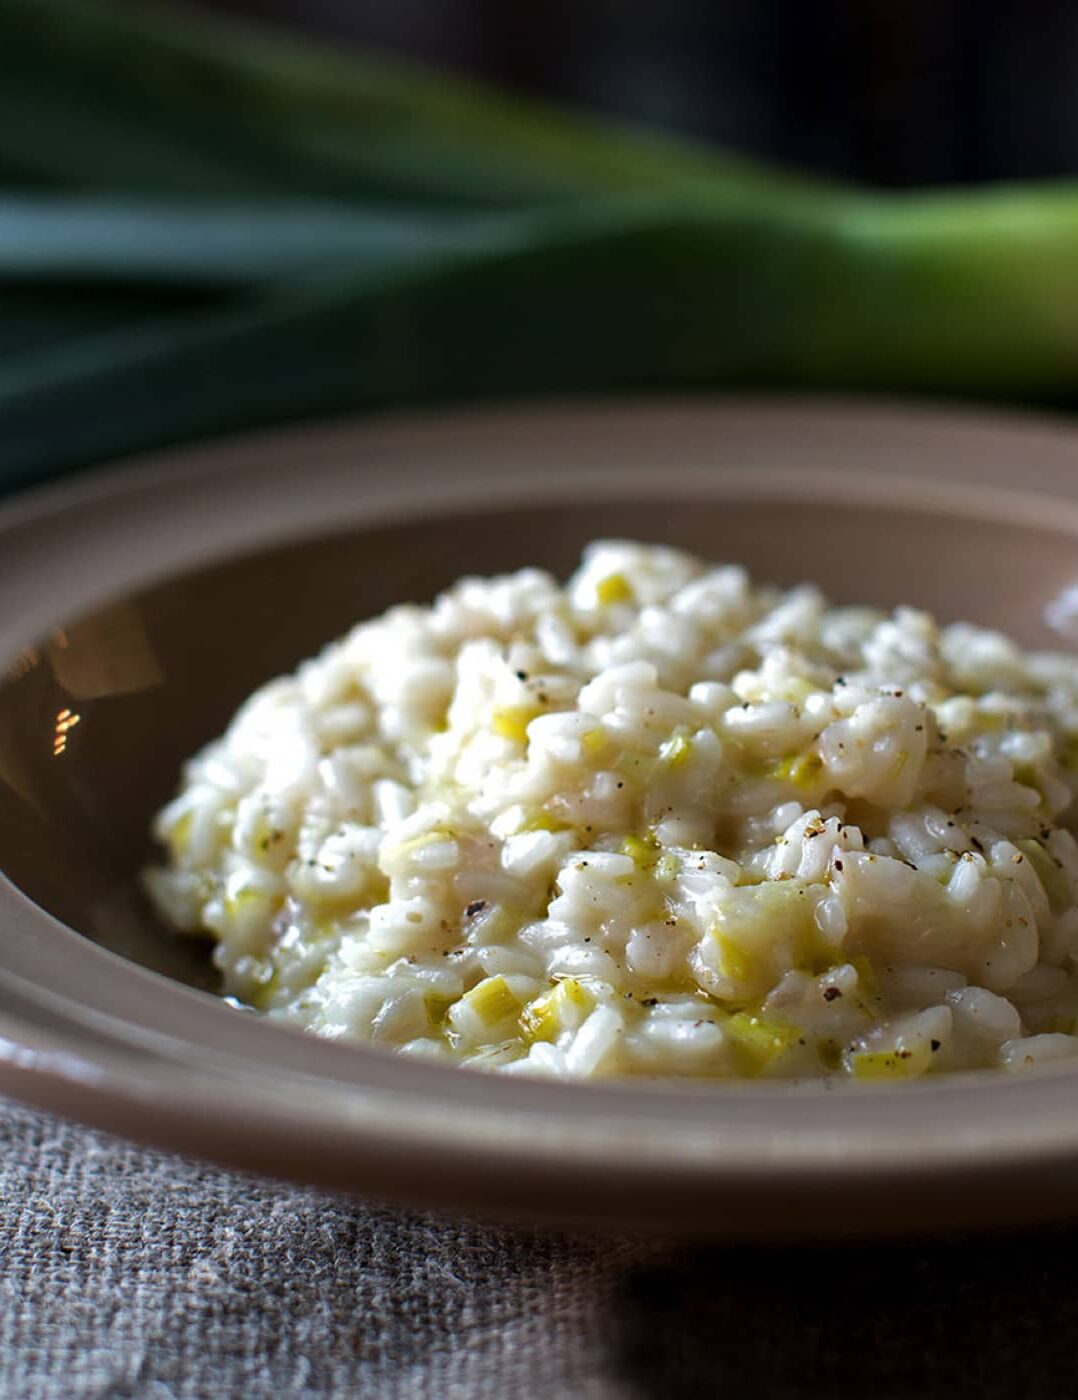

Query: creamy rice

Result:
[144,541,1078,1081]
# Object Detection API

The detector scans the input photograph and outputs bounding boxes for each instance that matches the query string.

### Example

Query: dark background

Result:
[188,0,1078,186]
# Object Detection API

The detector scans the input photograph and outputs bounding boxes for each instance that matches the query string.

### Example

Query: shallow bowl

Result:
[4,398,1078,1237]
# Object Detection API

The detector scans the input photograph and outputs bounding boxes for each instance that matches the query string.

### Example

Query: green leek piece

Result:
[725,1011,800,1075]
[461,974,522,1027]
[851,1049,920,1080]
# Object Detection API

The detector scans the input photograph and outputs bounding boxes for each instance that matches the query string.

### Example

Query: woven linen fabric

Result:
[0,1101,647,1399]
[4,1098,1078,1399]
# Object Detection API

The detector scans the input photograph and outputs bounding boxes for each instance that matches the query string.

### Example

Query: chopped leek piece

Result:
[581,727,609,757]
[714,932,751,985]
[462,974,522,1026]
[654,851,680,882]
[771,750,823,787]
[850,1049,919,1080]
[247,968,280,1011]
[658,728,693,770]
[520,977,594,1043]
[621,833,661,868]
[781,678,815,704]
[166,810,193,858]
[492,706,538,743]
[223,885,269,917]
[711,880,823,991]
[516,808,568,834]
[725,1012,800,1074]
[384,828,455,862]
[423,991,455,1025]
[595,572,634,606]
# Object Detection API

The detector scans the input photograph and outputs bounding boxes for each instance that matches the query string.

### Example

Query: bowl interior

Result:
[1,492,1076,988]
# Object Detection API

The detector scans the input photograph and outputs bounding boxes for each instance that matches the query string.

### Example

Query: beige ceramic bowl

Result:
[5,397,1078,1238]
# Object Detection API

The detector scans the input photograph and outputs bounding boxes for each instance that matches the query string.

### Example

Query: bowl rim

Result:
[7,393,1078,1236]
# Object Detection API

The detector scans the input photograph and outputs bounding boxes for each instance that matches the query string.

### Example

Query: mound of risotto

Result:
[144,542,1078,1081]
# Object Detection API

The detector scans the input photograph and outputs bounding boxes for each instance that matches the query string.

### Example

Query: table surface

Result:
[1,1097,1074,1399]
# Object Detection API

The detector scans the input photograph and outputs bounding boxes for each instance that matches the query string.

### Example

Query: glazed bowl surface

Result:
[4,398,1078,1236]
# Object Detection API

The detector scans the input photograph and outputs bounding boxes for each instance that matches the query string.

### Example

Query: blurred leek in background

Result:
[3,0,1078,492]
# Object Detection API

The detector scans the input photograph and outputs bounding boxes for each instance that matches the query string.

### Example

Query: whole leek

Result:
[2,0,1078,491]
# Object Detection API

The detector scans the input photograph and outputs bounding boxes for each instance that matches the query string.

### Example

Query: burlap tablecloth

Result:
[2,1097,1075,1399]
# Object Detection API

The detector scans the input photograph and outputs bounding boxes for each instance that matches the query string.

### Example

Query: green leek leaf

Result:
[2,0,1078,492]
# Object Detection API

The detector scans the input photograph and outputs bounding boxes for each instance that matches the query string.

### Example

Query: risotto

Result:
[144,541,1078,1081]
